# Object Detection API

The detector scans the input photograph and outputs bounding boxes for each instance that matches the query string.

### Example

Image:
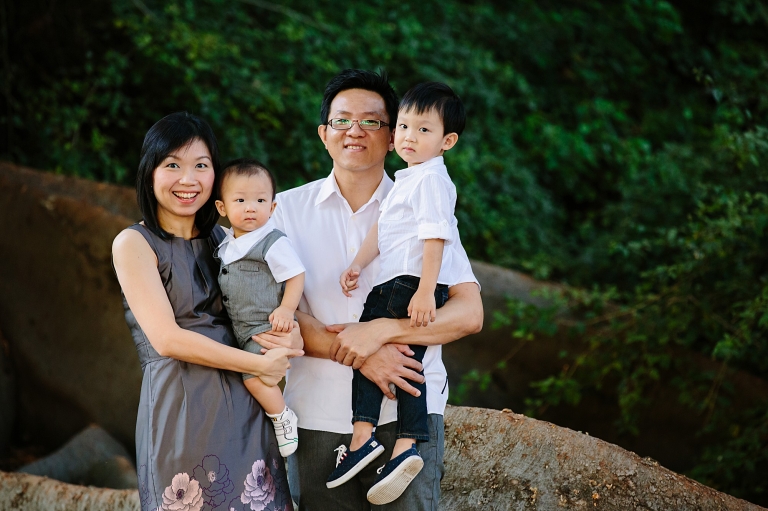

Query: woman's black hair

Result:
[320,69,399,128]
[135,112,221,240]
[399,82,466,136]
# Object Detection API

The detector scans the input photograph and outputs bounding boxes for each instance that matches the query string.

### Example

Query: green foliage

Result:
[3,0,768,503]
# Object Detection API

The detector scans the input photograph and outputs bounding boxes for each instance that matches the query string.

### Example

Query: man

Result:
[263,69,483,510]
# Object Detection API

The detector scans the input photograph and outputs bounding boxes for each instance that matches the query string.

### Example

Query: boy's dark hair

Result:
[399,82,466,136]
[136,111,221,240]
[219,158,277,200]
[320,69,399,128]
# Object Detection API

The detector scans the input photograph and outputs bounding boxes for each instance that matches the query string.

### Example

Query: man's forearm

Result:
[379,281,483,346]
[294,310,335,359]
[332,281,483,358]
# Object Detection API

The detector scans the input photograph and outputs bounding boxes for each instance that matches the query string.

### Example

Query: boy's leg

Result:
[289,429,370,511]
[359,415,445,511]
[391,344,429,456]
[351,367,384,450]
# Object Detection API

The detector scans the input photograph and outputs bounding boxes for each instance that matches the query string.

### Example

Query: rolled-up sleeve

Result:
[411,173,457,243]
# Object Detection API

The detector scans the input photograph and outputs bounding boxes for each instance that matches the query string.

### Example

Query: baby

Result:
[328,82,466,505]
[214,158,305,457]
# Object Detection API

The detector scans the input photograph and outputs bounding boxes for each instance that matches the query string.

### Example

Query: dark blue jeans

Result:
[352,275,449,441]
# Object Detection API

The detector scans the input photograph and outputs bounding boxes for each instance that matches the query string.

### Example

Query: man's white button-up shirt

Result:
[272,170,477,434]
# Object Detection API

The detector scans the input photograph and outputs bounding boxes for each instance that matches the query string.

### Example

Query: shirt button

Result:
[222,295,228,302]
[353,314,358,319]
[222,268,228,275]
[350,247,356,253]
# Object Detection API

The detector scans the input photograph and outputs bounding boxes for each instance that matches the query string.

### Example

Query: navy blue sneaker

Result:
[366,444,424,505]
[326,435,385,489]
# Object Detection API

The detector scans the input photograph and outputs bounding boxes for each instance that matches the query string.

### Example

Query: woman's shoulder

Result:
[113,224,156,258]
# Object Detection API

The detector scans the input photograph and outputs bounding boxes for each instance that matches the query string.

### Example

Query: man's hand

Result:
[408,288,437,327]
[254,321,303,351]
[359,344,424,399]
[327,320,389,369]
[339,263,362,297]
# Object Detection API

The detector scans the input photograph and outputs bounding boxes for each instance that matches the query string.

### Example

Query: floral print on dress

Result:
[193,455,235,510]
[241,460,275,511]
[161,472,204,511]
[139,464,154,510]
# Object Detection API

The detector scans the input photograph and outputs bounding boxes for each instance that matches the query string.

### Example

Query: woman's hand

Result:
[255,347,304,387]
[254,321,303,351]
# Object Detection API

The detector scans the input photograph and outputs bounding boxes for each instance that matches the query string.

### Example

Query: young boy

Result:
[328,82,466,504]
[214,158,305,457]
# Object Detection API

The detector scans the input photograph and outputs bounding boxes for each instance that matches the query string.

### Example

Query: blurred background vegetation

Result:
[1,0,766,504]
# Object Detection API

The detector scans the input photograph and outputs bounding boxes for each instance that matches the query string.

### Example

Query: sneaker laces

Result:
[273,418,293,435]
[376,465,384,474]
[333,445,348,467]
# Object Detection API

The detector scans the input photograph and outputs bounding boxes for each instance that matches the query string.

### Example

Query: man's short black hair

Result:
[135,111,221,240]
[320,69,399,128]
[399,82,466,136]
[219,158,277,200]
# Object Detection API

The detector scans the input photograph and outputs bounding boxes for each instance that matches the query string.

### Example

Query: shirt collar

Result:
[314,169,394,208]
[218,217,276,249]
[394,155,446,180]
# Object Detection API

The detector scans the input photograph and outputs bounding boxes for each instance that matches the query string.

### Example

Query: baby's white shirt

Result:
[217,218,305,283]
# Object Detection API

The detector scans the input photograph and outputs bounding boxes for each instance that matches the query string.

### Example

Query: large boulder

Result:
[0,162,139,450]
[1,161,766,477]
[0,329,14,457]
[0,406,764,511]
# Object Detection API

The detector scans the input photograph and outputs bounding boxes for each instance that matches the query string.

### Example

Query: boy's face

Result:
[215,172,276,238]
[394,108,458,167]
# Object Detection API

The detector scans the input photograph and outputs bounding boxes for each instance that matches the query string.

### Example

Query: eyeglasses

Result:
[326,118,390,131]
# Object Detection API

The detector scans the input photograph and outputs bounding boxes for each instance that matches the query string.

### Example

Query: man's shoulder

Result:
[277,177,326,204]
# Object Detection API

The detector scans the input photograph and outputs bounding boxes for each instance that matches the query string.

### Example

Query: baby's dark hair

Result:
[399,82,465,136]
[219,158,277,200]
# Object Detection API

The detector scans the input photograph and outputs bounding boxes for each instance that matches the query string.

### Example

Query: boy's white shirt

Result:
[217,218,305,283]
[376,155,464,287]
[272,169,478,434]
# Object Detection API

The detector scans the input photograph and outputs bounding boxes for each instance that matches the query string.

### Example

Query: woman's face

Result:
[152,138,215,226]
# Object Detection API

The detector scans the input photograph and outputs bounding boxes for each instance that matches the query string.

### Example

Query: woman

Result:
[112,112,303,511]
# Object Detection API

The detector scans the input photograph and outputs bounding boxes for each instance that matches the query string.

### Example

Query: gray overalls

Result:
[215,229,286,380]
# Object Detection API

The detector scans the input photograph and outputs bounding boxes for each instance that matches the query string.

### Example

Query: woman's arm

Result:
[328,281,483,368]
[112,229,303,385]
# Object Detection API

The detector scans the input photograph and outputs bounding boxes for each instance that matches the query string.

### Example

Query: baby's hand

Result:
[339,264,362,297]
[407,289,437,328]
[269,306,295,333]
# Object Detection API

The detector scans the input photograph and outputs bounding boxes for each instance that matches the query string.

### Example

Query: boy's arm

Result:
[340,221,379,295]
[329,282,482,368]
[408,239,445,327]
[270,272,305,332]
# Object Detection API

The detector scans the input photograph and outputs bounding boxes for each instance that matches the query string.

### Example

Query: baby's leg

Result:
[244,377,285,415]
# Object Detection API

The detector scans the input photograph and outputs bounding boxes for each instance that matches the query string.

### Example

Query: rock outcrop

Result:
[0,406,764,511]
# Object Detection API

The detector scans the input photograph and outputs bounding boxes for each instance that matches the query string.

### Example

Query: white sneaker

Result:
[267,407,299,457]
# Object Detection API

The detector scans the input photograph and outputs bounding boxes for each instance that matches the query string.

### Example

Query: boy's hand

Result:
[408,288,437,327]
[339,264,362,297]
[269,306,295,333]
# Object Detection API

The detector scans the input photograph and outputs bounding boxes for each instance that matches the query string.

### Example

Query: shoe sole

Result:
[366,455,424,505]
[326,445,385,489]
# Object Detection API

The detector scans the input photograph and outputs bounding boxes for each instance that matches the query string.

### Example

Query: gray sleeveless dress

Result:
[120,224,292,511]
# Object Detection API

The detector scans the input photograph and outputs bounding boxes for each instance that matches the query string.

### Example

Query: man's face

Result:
[318,88,394,176]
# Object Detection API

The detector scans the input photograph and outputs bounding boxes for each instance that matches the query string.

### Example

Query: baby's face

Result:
[394,108,454,167]
[215,172,275,238]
